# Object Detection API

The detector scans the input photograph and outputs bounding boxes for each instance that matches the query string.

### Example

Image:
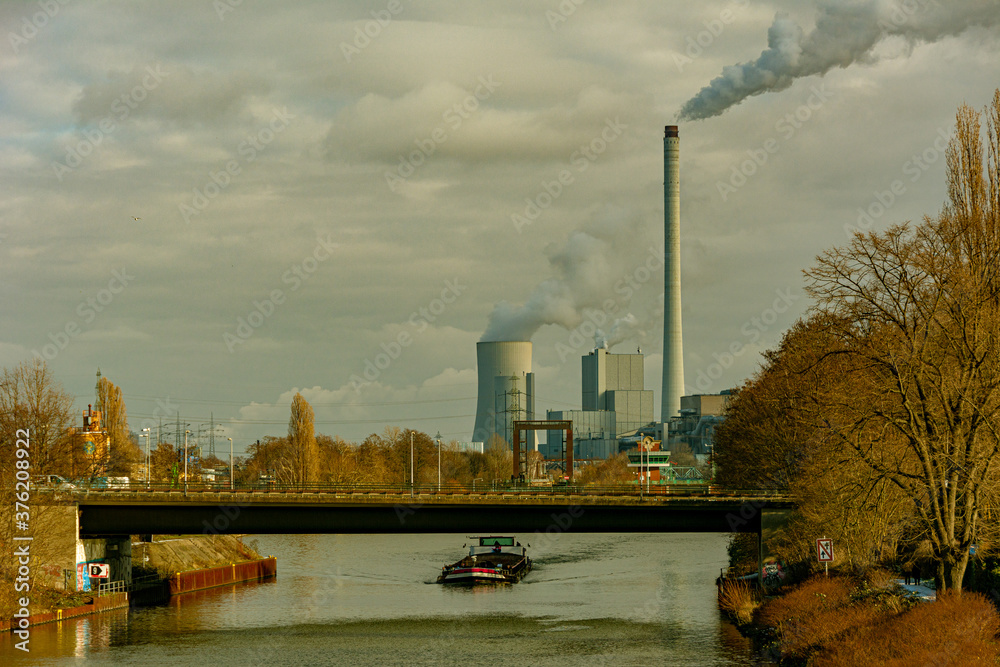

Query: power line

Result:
[81,394,478,408]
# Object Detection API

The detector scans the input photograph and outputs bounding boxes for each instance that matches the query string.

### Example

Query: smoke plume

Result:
[679,0,999,121]
[594,314,642,350]
[481,210,660,343]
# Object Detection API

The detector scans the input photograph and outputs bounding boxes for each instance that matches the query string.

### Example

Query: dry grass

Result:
[814,592,1000,667]
[752,573,1000,665]
[755,575,890,660]
[718,578,760,625]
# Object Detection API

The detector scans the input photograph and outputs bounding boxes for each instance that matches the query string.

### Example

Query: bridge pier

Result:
[31,502,132,592]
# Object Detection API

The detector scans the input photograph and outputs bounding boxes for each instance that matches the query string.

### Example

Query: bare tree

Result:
[0,360,76,620]
[804,90,1000,592]
[0,359,75,476]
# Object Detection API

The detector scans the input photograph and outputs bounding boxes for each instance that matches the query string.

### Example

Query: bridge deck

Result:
[60,489,793,537]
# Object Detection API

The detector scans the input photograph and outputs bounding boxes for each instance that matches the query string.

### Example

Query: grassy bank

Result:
[720,572,1000,665]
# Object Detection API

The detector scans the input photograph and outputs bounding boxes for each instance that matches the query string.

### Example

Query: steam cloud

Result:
[481,232,612,342]
[595,313,642,350]
[679,0,999,121]
[481,213,659,345]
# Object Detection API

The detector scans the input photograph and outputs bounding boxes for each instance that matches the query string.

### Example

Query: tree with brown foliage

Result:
[288,393,318,485]
[94,375,142,477]
[97,376,128,457]
[149,441,179,483]
[713,318,830,491]
[803,91,1000,592]
[576,453,632,485]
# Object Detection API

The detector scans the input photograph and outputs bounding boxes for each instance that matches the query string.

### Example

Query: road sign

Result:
[816,538,834,563]
[88,563,110,578]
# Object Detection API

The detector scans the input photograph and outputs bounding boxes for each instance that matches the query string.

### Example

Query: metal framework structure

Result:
[512,420,573,482]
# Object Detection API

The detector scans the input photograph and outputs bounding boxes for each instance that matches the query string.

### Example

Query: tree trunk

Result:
[935,549,970,594]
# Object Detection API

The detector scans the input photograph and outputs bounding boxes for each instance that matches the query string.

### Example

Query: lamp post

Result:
[184,430,190,495]
[473,477,484,492]
[436,431,442,493]
[644,440,653,494]
[141,428,150,487]
[410,431,414,497]
[228,437,233,491]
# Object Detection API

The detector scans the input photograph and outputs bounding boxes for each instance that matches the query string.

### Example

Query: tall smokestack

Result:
[661,125,684,423]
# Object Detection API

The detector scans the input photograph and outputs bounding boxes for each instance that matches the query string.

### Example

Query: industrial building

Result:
[544,346,655,460]
[470,125,730,473]
[664,392,729,457]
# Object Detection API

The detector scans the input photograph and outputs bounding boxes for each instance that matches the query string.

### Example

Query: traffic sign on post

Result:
[817,538,834,575]
[816,538,834,562]
[88,563,110,579]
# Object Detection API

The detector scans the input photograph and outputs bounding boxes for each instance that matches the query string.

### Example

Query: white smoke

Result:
[679,0,1000,121]
[481,210,660,343]
[481,232,613,341]
[594,314,642,351]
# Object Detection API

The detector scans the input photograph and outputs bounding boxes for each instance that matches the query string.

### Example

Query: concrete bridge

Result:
[69,487,794,537]
[27,487,792,595]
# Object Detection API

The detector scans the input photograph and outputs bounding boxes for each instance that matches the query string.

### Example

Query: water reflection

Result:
[1,533,763,666]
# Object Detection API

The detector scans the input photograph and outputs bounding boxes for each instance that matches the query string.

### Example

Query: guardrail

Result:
[96,579,127,596]
[42,480,791,500]
[96,573,164,597]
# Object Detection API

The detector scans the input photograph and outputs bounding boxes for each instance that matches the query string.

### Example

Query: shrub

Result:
[718,578,760,625]
[755,575,891,660]
[814,591,1000,666]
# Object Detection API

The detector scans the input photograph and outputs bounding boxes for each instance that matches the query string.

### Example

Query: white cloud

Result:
[1,0,998,446]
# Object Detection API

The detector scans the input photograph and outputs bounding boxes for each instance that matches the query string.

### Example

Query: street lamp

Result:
[141,428,150,487]
[228,437,234,491]
[184,430,190,495]
[643,440,653,494]
[436,431,442,493]
[473,477,484,492]
[410,431,414,497]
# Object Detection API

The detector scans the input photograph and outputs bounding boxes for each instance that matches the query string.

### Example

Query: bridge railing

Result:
[50,479,790,499]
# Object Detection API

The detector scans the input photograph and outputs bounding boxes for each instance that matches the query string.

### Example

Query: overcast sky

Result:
[2,1,999,455]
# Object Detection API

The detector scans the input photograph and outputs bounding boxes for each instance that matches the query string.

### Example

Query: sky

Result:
[2,0,999,456]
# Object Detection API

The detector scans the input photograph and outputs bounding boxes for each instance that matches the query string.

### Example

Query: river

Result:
[2,532,762,665]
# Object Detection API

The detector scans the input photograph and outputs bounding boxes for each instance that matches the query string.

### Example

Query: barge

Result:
[437,536,531,585]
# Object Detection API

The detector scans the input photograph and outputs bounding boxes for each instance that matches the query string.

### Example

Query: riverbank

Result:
[720,571,1000,664]
[2,535,271,632]
[0,592,128,634]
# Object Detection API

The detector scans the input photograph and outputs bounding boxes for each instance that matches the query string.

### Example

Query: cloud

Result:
[72,65,270,126]
[324,80,639,165]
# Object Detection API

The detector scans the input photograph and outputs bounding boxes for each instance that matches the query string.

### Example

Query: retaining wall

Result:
[168,557,277,596]
[0,592,128,632]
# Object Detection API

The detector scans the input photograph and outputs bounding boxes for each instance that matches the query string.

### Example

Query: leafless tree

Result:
[804,90,1000,592]
[0,359,75,476]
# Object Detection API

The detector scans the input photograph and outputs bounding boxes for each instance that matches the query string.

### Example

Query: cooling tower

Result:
[661,125,684,422]
[472,341,534,448]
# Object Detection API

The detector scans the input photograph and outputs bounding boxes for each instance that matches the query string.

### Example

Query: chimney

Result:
[661,125,684,423]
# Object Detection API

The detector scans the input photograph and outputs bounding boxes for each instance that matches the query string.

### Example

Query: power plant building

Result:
[472,341,536,450]
[546,347,654,460]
